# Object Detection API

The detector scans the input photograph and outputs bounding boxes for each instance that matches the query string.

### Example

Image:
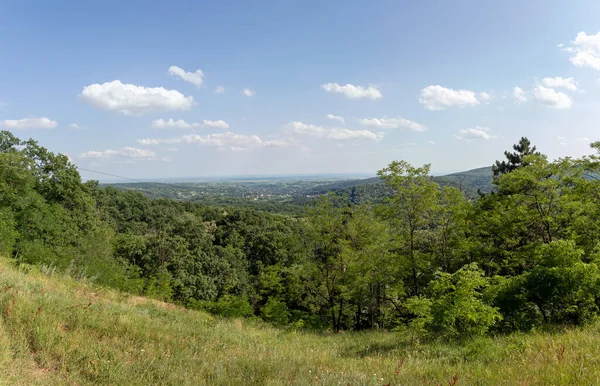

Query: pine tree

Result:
[492,137,539,178]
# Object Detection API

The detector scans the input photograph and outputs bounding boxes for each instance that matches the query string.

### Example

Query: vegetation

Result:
[4,130,600,382]
[3,258,600,385]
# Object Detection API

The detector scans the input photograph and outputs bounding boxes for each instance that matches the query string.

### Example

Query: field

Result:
[0,258,599,385]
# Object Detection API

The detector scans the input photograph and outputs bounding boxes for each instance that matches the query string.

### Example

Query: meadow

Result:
[1,257,599,385]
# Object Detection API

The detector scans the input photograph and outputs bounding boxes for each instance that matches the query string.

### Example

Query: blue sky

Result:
[2,0,600,180]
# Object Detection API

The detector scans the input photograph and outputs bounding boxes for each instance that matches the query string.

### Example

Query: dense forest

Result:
[2,130,600,340]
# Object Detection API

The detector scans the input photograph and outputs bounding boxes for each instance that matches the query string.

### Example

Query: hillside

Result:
[1,257,600,385]
[296,166,494,204]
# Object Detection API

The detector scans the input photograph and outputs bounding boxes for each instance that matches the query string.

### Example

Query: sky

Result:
[2,0,600,181]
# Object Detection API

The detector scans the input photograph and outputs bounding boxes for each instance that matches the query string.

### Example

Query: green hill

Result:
[296,166,494,204]
[1,257,600,385]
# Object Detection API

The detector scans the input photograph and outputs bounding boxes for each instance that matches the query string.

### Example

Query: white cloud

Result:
[152,118,193,129]
[80,80,193,115]
[215,86,225,93]
[455,126,496,141]
[243,88,255,97]
[151,118,230,130]
[419,85,482,110]
[577,137,590,142]
[137,132,291,150]
[567,31,600,70]
[532,86,572,109]
[358,117,427,132]
[321,83,382,100]
[68,123,81,130]
[541,77,578,91]
[79,147,155,160]
[168,65,204,86]
[0,117,58,130]
[479,92,492,102]
[325,114,345,124]
[513,87,528,103]
[284,121,383,140]
[161,157,173,162]
[202,119,229,129]
[427,140,435,144]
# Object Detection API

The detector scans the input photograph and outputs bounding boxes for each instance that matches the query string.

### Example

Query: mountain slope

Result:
[1,257,599,385]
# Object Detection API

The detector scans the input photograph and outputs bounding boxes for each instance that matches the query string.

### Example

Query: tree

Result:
[377,161,439,296]
[493,137,539,179]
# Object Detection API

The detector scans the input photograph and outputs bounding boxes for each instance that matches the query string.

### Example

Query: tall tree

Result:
[377,161,439,297]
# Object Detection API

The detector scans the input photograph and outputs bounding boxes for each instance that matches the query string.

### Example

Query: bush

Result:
[523,240,600,325]
[189,295,254,318]
[427,263,501,339]
[0,208,17,256]
[261,297,290,325]
[404,295,433,343]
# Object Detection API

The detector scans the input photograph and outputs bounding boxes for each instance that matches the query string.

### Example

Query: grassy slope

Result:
[1,259,600,385]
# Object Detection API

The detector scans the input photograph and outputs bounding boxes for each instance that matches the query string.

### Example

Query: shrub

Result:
[261,297,290,325]
[427,263,501,339]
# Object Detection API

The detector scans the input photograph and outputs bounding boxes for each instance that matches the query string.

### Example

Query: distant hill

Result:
[434,166,494,197]
[295,166,494,204]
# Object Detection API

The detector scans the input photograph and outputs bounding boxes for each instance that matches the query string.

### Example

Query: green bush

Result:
[427,263,501,339]
[0,208,17,256]
[261,297,290,325]
[523,240,600,325]
[189,295,254,318]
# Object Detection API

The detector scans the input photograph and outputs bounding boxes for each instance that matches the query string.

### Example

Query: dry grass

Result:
[1,258,600,385]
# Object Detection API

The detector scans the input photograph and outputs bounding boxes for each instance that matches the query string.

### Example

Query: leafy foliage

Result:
[3,131,600,340]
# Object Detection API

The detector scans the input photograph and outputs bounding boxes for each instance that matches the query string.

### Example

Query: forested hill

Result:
[299,166,494,203]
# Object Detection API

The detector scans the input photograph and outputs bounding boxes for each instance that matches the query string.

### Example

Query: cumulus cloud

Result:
[455,126,496,141]
[533,86,573,109]
[321,83,382,100]
[243,88,255,97]
[358,117,427,132]
[215,86,225,93]
[151,118,230,130]
[419,85,485,110]
[1,117,58,130]
[80,80,193,115]
[513,87,528,103]
[284,121,383,141]
[168,65,204,86]
[567,31,600,70]
[541,77,578,91]
[79,147,155,160]
[325,114,345,124]
[137,132,291,150]
[68,123,81,130]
